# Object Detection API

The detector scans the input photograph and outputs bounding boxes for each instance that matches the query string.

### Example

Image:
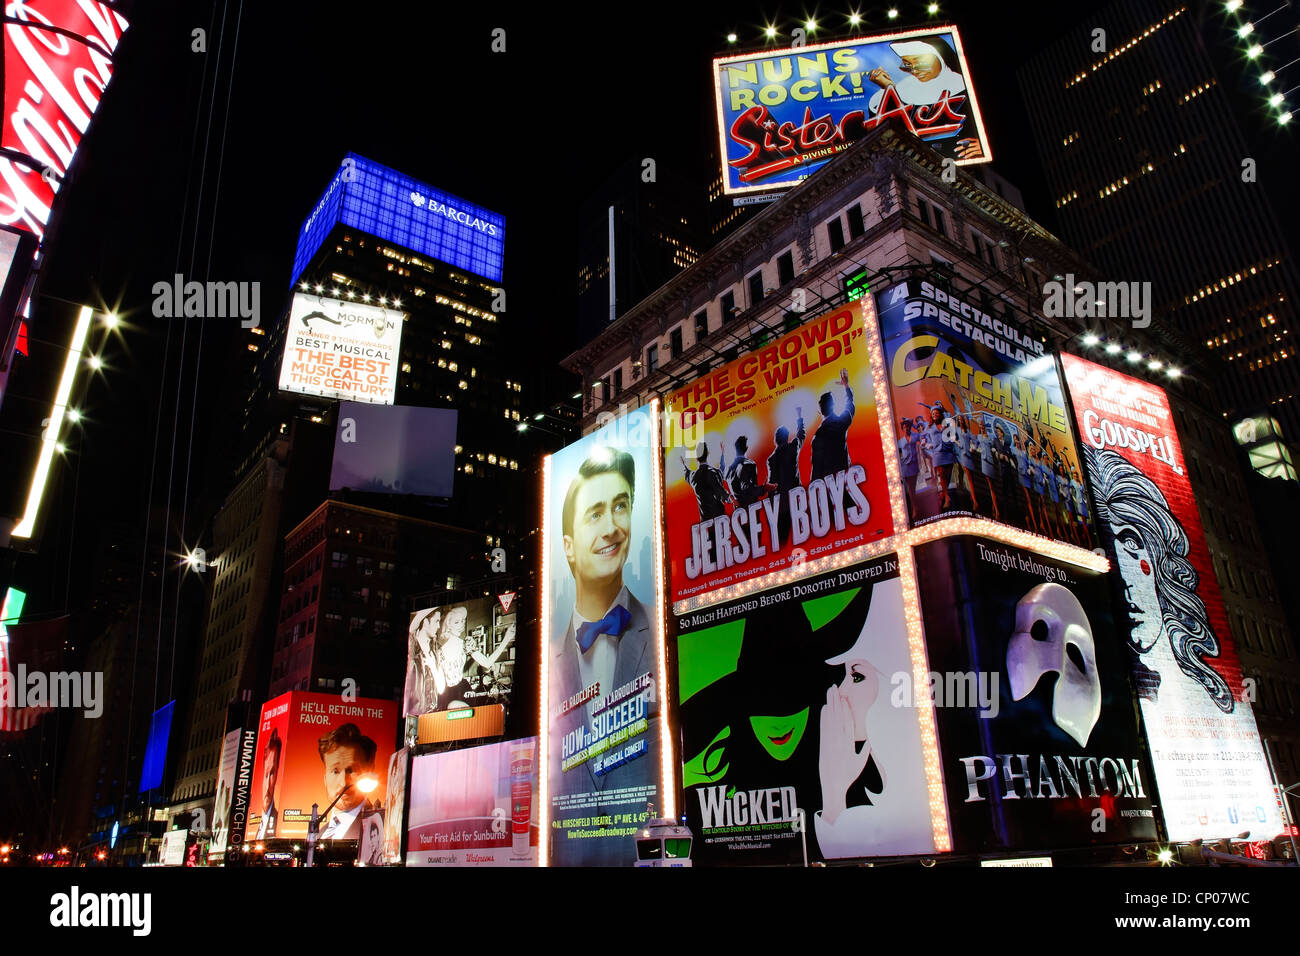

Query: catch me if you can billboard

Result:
[713,26,992,196]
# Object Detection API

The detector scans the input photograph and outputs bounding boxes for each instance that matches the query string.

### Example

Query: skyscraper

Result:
[1019,0,1300,438]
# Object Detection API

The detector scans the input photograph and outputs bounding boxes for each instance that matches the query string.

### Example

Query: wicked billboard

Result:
[676,554,936,864]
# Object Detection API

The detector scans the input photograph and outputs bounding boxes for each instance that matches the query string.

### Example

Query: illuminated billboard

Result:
[677,554,936,864]
[381,748,408,865]
[406,738,539,866]
[915,535,1158,852]
[248,691,398,842]
[330,401,458,497]
[876,282,1093,547]
[277,293,404,405]
[404,596,517,718]
[139,701,175,793]
[713,26,991,196]
[1,1,130,240]
[292,153,505,285]
[664,299,894,610]
[209,729,240,857]
[542,404,670,866]
[1062,354,1285,841]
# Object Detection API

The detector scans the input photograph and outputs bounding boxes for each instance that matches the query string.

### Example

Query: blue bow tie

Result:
[576,604,631,653]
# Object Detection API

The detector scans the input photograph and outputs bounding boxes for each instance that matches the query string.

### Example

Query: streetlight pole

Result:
[305,774,377,867]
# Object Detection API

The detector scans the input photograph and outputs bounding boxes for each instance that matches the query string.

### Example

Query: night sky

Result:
[18,0,1297,621]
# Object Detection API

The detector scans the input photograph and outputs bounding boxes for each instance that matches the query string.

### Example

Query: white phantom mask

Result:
[1006,583,1101,747]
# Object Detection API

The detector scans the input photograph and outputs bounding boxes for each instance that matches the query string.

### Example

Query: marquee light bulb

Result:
[1166,367,1182,378]
[1105,343,1123,354]
[1082,333,1100,346]
[888,7,899,19]
[1226,0,1242,11]
[805,18,817,31]
[1126,351,1142,363]
[1247,44,1263,58]
[726,32,737,43]
[1269,92,1285,106]
[850,13,862,26]
[764,25,777,38]
[1280,112,1293,125]
[87,354,103,370]
[928,3,939,13]
[1260,71,1275,84]
[1238,22,1253,37]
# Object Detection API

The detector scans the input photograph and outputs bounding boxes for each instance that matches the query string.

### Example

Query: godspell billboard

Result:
[665,299,893,609]
[1062,353,1284,841]
[914,535,1158,852]
[713,26,992,196]
[877,281,1094,548]
[676,554,936,864]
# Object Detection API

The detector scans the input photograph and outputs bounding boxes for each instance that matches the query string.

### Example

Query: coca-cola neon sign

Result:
[1,0,130,240]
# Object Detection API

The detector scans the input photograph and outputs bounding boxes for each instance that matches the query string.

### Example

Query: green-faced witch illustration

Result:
[679,580,885,858]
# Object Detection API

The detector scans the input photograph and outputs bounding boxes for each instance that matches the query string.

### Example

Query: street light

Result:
[305,775,378,867]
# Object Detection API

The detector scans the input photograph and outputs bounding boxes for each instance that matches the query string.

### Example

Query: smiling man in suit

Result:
[549,446,659,866]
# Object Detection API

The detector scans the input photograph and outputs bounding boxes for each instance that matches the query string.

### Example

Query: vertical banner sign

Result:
[405,737,539,866]
[380,748,408,865]
[914,535,1158,852]
[1061,354,1284,841]
[676,555,936,864]
[227,726,258,854]
[713,26,992,196]
[664,300,893,608]
[876,282,1094,547]
[209,729,241,858]
[543,405,668,866]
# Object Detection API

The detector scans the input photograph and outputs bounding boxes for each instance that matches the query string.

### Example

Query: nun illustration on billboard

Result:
[866,36,983,160]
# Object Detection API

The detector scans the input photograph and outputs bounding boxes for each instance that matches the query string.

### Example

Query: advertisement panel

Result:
[1,1,131,240]
[248,692,398,842]
[877,281,1093,546]
[415,704,505,744]
[543,404,668,866]
[404,596,517,717]
[713,26,991,196]
[292,153,505,286]
[226,726,258,854]
[914,535,1158,852]
[209,729,240,857]
[665,300,893,607]
[381,748,408,865]
[1061,354,1285,841]
[277,293,405,405]
[159,829,187,867]
[677,554,935,864]
[329,401,458,497]
[406,738,539,866]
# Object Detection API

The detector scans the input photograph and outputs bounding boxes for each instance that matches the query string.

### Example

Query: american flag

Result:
[0,615,69,735]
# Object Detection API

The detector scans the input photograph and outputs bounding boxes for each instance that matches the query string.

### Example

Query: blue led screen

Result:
[291,154,505,285]
[139,700,176,793]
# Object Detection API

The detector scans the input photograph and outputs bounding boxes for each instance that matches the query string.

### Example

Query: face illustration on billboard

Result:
[676,556,935,864]
[543,406,667,866]
[249,692,397,842]
[877,281,1093,547]
[404,597,517,718]
[713,27,991,195]
[1062,354,1283,841]
[665,300,893,607]
[914,535,1157,852]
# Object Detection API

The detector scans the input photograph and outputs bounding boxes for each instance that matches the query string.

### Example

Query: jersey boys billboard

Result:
[914,535,1158,852]
[542,405,669,866]
[713,27,991,196]
[1062,354,1283,841]
[676,555,936,864]
[877,282,1093,547]
[665,300,893,607]
[278,293,404,405]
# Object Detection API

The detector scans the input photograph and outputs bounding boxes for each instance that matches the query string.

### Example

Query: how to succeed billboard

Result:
[713,26,991,196]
